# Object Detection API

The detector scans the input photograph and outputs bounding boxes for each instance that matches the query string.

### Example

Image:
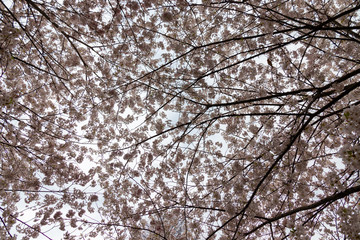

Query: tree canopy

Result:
[1,0,360,239]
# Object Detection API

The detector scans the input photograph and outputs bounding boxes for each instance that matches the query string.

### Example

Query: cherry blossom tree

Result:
[1,0,360,239]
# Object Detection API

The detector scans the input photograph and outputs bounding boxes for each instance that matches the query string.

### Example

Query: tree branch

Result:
[247,185,360,235]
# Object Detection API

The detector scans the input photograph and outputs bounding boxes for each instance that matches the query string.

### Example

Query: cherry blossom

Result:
[0,0,359,239]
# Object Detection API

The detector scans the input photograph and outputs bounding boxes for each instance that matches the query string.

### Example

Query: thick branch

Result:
[247,185,360,235]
